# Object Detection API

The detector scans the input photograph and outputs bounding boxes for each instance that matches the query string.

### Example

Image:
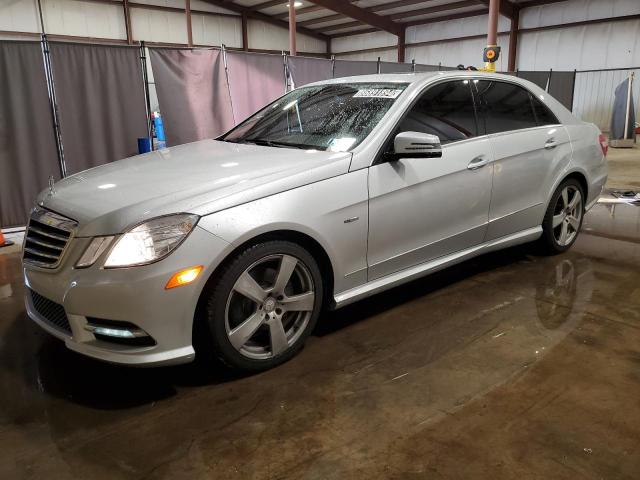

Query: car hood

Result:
[38,140,352,236]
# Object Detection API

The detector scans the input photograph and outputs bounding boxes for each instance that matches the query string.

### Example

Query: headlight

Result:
[104,214,199,268]
[76,236,114,268]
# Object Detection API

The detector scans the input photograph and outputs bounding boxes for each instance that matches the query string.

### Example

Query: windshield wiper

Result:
[242,139,311,150]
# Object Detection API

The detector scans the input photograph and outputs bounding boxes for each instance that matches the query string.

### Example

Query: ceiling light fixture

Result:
[286,1,303,7]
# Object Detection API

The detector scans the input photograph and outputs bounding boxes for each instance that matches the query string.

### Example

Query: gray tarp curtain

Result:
[0,41,59,228]
[517,71,550,90]
[149,48,234,146]
[49,42,147,175]
[380,62,413,73]
[548,71,576,111]
[414,64,440,72]
[287,56,333,88]
[333,60,378,78]
[226,51,285,123]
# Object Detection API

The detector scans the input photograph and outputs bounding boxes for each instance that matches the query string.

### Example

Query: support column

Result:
[485,0,500,71]
[398,28,405,63]
[487,0,500,46]
[242,12,248,51]
[185,0,193,47]
[123,0,133,44]
[508,7,519,72]
[288,1,296,56]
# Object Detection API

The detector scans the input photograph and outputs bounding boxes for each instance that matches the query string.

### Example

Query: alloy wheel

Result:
[224,254,315,360]
[552,185,583,247]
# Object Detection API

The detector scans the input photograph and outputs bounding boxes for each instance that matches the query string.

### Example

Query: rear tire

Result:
[539,179,585,254]
[196,240,323,372]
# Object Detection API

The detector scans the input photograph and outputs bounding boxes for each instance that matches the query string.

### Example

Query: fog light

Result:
[84,324,147,338]
[93,327,137,338]
[165,265,203,289]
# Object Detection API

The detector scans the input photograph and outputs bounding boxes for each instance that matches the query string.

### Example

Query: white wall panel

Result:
[131,8,188,44]
[191,0,237,15]
[333,15,512,67]
[134,0,185,7]
[517,20,640,71]
[42,0,126,39]
[338,49,397,62]
[520,0,640,29]
[0,0,40,33]
[191,13,242,47]
[407,14,510,44]
[247,19,325,53]
[407,34,510,70]
[332,31,397,53]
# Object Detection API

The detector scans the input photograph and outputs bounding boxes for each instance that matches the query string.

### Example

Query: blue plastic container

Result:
[137,137,152,154]
[154,113,166,142]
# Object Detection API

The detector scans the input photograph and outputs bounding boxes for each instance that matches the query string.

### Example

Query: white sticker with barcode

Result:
[353,88,403,99]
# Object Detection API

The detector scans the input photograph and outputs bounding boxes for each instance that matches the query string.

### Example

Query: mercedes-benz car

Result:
[23,71,608,371]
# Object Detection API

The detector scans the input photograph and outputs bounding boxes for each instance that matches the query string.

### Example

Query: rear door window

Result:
[530,94,560,126]
[475,80,538,134]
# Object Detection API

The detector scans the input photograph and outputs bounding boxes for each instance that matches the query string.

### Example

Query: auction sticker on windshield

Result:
[353,88,403,99]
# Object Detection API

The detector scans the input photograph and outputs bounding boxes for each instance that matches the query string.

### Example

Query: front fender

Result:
[197,170,369,295]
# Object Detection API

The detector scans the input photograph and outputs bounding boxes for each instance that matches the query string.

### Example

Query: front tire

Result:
[539,179,585,254]
[198,240,323,372]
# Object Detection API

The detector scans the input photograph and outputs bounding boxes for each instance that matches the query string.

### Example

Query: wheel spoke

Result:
[561,188,569,208]
[568,191,581,210]
[559,222,569,244]
[267,317,288,355]
[228,312,264,349]
[234,272,268,304]
[552,213,565,228]
[272,255,297,295]
[281,291,315,312]
[567,215,580,230]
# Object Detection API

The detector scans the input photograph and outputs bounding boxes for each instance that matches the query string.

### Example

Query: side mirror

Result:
[387,131,442,161]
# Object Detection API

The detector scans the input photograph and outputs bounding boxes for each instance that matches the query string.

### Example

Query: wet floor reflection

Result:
[0,197,639,478]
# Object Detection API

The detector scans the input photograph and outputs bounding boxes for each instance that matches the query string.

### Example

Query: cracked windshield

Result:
[221,83,409,152]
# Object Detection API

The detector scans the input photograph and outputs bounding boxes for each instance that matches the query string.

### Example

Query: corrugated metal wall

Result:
[573,69,639,132]
[0,0,324,53]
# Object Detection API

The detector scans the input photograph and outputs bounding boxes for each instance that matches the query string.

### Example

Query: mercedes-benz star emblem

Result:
[48,175,56,197]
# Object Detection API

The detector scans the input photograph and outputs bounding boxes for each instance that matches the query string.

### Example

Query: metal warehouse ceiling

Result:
[209,0,569,38]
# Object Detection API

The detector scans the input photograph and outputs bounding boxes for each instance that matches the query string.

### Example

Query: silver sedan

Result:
[23,72,608,371]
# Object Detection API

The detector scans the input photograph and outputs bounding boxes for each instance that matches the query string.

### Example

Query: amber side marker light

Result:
[165,266,203,289]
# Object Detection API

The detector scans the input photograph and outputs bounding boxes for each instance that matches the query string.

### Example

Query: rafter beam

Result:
[476,0,516,19]
[323,20,365,33]
[518,0,568,7]
[400,8,489,27]
[388,0,479,21]
[250,0,285,10]
[198,0,328,41]
[308,0,401,35]
[276,4,325,20]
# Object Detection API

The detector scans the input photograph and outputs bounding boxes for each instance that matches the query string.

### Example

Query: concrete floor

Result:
[1,195,640,479]
[606,144,640,189]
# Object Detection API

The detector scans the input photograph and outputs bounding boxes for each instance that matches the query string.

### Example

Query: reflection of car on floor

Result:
[23,72,608,372]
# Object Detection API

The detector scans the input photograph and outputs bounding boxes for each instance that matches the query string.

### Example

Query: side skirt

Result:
[333,226,542,309]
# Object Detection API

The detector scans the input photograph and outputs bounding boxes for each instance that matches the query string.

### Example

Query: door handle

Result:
[545,138,558,149]
[467,156,489,170]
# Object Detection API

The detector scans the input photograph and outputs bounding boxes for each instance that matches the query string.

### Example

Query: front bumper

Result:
[23,225,231,366]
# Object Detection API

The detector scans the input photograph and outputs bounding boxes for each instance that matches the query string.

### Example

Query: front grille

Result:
[29,289,72,335]
[23,207,77,268]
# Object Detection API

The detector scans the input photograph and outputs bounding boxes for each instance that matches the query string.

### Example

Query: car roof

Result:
[305,70,578,125]
[306,70,519,87]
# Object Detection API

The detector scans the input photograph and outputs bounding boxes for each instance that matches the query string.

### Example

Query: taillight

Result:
[598,133,608,157]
